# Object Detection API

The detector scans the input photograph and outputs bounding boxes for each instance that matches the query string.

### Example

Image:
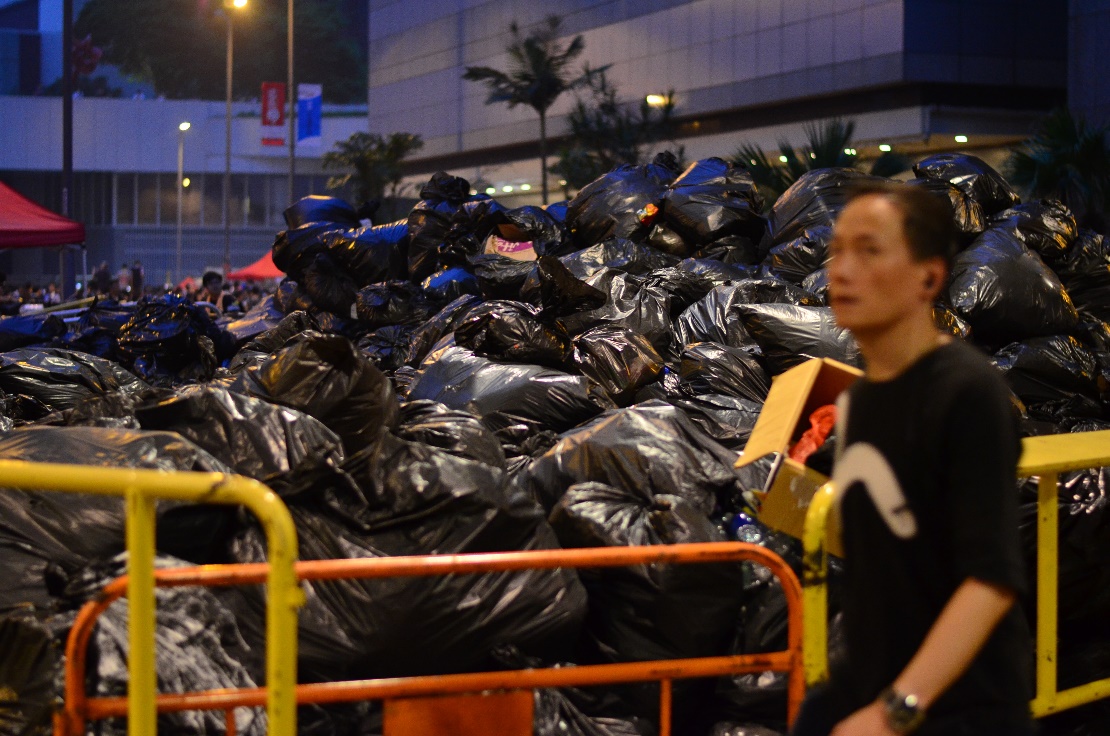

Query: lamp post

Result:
[224,0,247,277]
[176,121,191,286]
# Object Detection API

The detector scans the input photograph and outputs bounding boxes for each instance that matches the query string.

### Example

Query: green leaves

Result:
[322,132,424,209]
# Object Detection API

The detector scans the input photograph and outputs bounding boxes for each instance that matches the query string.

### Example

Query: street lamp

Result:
[176,121,191,286]
[224,0,248,277]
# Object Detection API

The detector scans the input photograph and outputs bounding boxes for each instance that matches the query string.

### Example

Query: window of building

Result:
[115,173,135,225]
[137,174,159,224]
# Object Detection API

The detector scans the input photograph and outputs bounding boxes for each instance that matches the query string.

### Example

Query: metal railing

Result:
[58,543,807,736]
[801,429,1110,717]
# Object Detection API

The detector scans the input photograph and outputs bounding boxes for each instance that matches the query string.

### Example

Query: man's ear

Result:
[922,259,947,298]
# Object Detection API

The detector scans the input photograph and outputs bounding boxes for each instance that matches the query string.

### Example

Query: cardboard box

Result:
[735,357,862,556]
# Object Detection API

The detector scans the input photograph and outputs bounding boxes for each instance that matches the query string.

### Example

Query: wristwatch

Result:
[879,686,925,734]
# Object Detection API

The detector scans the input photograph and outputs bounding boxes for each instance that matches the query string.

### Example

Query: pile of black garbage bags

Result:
[1,153,1108,736]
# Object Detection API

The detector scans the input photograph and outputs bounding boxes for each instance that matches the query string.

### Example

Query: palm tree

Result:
[322,132,423,217]
[1005,108,1110,231]
[463,16,599,204]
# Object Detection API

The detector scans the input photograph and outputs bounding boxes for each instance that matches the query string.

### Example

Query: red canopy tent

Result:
[227,250,283,281]
[0,180,85,248]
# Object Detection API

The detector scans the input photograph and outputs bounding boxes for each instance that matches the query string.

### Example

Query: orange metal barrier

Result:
[58,542,804,736]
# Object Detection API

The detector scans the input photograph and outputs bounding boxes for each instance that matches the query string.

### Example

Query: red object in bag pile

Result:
[788,404,837,464]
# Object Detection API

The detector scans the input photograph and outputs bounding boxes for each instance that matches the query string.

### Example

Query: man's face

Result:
[827,195,938,336]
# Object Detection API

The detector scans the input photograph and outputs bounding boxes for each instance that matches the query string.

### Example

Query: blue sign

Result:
[297,84,323,145]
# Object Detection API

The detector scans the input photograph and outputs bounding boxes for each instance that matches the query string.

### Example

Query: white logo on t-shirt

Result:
[832,442,918,539]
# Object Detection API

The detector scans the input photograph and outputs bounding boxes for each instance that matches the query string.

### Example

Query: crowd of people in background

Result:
[0,260,272,316]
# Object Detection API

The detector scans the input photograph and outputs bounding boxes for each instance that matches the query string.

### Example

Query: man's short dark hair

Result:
[202,271,223,288]
[845,180,959,271]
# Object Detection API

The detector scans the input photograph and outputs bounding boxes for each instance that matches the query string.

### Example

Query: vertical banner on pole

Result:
[261,82,286,146]
[296,84,323,148]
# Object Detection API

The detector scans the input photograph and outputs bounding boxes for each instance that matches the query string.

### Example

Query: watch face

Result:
[882,688,924,733]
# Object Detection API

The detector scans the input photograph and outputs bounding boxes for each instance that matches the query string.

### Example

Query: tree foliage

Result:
[551,71,681,191]
[1005,108,1110,231]
[463,15,599,203]
[74,0,365,102]
[322,132,424,213]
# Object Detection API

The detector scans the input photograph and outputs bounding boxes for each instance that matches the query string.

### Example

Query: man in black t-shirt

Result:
[790,182,1033,736]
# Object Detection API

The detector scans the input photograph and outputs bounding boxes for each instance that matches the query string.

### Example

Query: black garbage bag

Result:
[455,300,572,368]
[534,687,646,736]
[666,390,763,452]
[769,168,882,246]
[407,342,613,433]
[989,200,1077,265]
[224,294,285,345]
[571,325,664,405]
[493,205,570,257]
[761,226,830,284]
[1056,229,1110,323]
[735,303,861,375]
[51,302,136,361]
[546,200,569,222]
[801,269,829,303]
[520,400,743,513]
[647,221,690,257]
[676,258,759,287]
[405,294,482,367]
[679,342,770,403]
[272,280,313,315]
[407,172,488,281]
[0,426,230,610]
[271,222,335,280]
[134,386,344,481]
[933,304,973,339]
[301,250,361,316]
[228,310,319,373]
[948,227,1079,346]
[662,157,766,246]
[394,400,506,469]
[566,153,680,249]
[0,611,63,736]
[0,313,67,353]
[709,724,782,736]
[422,266,481,301]
[226,331,399,454]
[353,280,438,328]
[553,238,681,284]
[533,255,609,319]
[283,194,361,229]
[469,253,538,300]
[356,324,417,372]
[674,279,821,352]
[117,294,233,383]
[694,233,766,266]
[913,153,1020,216]
[905,178,986,243]
[991,336,1101,413]
[0,348,146,413]
[317,221,409,285]
[642,266,718,314]
[225,433,587,681]
[560,270,675,358]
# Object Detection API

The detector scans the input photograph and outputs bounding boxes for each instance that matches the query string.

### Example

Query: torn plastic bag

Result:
[769,168,882,246]
[454,300,572,368]
[0,313,67,353]
[520,400,743,513]
[318,220,409,285]
[676,258,759,287]
[560,271,674,357]
[991,336,1101,411]
[407,172,487,281]
[357,324,417,372]
[492,205,570,257]
[117,294,234,383]
[354,280,438,328]
[283,194,361,228]
[224,294,285,345]
[571,325,664,405]
[133,386,344,481]
[948,227,1079,346]
[674,279,821,352]
[736,303,861,375]
[0,611,63,736]
[0,348,147,413]
[404,294,482,366]
[990,200,1078,265]
[224,434,587,681]
[470,253,538,300]
[801,269,829,303]
[913,153,1021,216]
[301,250,360,315]
[905,178,987,242]
[565,153,680,249]
[0,426,230,610]
[226,331,399,454]
[761,226,830,284]
[1056,230,1110,323]
[661,157,766,246]
[394,400,506,469]
[227,310,319,373]
[65,554,265,736]
[407,342,612,433]
[549,482,744,719]
[422,266,481,301]
[679,342,771,403]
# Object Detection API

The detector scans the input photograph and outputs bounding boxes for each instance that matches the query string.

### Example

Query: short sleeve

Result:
[940,372,1026,596]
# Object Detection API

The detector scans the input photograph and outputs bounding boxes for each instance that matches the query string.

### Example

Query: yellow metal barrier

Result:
[0,460,304,736]
[801,429,1110,718]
